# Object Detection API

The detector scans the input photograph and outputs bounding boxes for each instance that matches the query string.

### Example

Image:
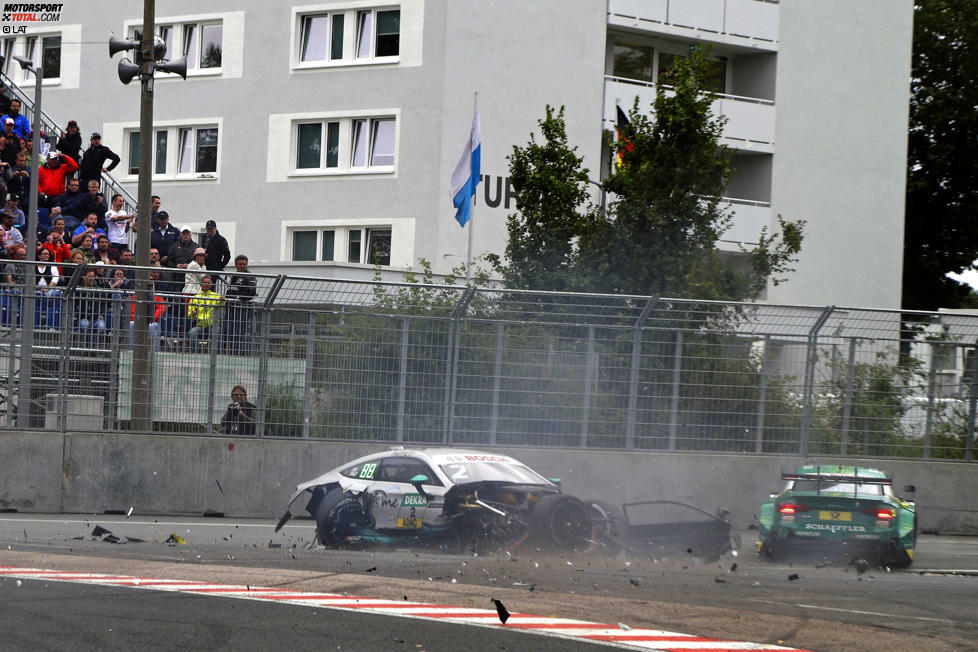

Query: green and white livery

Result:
[757,465,917,567]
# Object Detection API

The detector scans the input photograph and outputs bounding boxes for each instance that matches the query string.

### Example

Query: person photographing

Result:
[220,385,256,435]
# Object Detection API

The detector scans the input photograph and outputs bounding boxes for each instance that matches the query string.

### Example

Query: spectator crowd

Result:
[0,81,257,353]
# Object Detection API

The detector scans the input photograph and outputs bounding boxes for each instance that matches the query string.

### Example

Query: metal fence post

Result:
[256,276,285,438]
[256,308,270,437]
[5,327,16,427]
[668,330,683,451]
[106,298,124,431]
[755,335,769,453]
[56,265,81,432]
[396,317,409,442]
[840,337,857,456]
[626,299,655,450]
[581,325,595,448]
[800,306,835,457]
[923,347,939,459]
[965,346,978,463]
[444,287,476,444]
[489,321,503,446]
[301,312,316,438]
[205,304,223,434]
[56,295,71,433]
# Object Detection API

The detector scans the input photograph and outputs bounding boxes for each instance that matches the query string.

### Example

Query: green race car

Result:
[757,465,917,567]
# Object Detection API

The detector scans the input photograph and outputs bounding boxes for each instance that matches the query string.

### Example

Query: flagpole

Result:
[466,92,478,282]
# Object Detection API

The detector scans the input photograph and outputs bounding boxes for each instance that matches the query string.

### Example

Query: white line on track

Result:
[748,598,953,624]
[0,566,810,652]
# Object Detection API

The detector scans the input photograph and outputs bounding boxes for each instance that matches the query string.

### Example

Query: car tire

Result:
[531,494,593,550]
[760,534,786,560]
[315,488,364,546]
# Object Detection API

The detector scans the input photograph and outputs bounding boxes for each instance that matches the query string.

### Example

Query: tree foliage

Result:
[494,50,803,301]
[487,106,592,292]
[903,0,978,310]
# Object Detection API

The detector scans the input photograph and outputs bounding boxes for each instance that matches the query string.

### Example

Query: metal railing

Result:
[0,70,138,213]
[0,261,975,462]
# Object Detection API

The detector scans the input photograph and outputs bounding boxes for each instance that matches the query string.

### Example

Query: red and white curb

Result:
[0,566,808,651]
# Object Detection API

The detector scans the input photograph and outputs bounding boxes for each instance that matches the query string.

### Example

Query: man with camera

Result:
[220,385,256,435]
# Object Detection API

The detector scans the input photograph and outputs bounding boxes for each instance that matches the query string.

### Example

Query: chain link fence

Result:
[1,260,975,461]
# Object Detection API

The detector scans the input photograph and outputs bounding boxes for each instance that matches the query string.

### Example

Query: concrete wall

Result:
[1,430,974,534]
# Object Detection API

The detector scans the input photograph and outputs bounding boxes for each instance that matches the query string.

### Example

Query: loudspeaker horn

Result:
[109,36,137,58]
[117,58,140,85]
[156,56,187,80]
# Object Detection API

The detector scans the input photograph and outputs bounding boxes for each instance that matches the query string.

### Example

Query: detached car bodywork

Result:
[757,465,917,566]
[275,447,736,556]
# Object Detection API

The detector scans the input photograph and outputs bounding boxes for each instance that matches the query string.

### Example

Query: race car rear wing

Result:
[782,466,892,497]
[781,472,892,485]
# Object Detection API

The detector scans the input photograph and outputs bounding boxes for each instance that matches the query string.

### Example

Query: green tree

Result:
[488,105,593,292]
[495,50,803,301]
[902,0,978,310]
[583,50,802,299]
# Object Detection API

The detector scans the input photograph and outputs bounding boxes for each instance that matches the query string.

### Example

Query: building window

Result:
[125,123,220,180]
[351,118,395,169]
[294,5,399,67]
[289,226,391,265]
[292,117,394,174]
[348,229,362,262]
[612,41,653,82]
[296,121,340,169]
[131,19,223,75]
[155,131,168,175]
[322,230,335,261]
[0,38,14,78]
[24,34,61,79]
[933,344,957,371]
[178,127,218,174]
[158,25,173,59]
[365,228,391,265]
[292,230,319,261]
[128,132,140,175]
[299,13,345,63]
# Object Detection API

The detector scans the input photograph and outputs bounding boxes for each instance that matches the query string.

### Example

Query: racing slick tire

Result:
[531,494,593,550]
[759,534,787,560]
[314,488,366,546]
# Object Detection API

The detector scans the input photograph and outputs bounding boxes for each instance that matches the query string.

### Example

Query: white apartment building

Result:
[2,0,912,307]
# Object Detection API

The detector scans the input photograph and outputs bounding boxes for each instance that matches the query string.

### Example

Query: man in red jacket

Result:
[37,151,78,209]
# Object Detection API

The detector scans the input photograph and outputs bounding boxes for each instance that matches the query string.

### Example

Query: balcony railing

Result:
[605,76,775,150]
[609,0,779,45]
[718,197,772,248]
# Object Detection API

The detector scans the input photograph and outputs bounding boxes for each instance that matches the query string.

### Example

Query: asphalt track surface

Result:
[1,514,976,651]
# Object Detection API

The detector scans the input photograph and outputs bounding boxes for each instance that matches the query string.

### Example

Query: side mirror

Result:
[902,485,916,493]
[410,474,429,496]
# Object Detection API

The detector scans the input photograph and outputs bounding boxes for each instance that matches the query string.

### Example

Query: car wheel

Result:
[532,494,593,550]
[760,534,786,560]
[315,488,364,546]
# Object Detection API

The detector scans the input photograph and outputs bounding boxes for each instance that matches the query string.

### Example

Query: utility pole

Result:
[109,0,186,431]
[12,54,42,428]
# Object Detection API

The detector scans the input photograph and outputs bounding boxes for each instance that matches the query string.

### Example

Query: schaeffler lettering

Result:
[804,523,867,533]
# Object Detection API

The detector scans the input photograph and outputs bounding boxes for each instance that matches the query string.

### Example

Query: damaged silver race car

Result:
[275,447,736,556]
